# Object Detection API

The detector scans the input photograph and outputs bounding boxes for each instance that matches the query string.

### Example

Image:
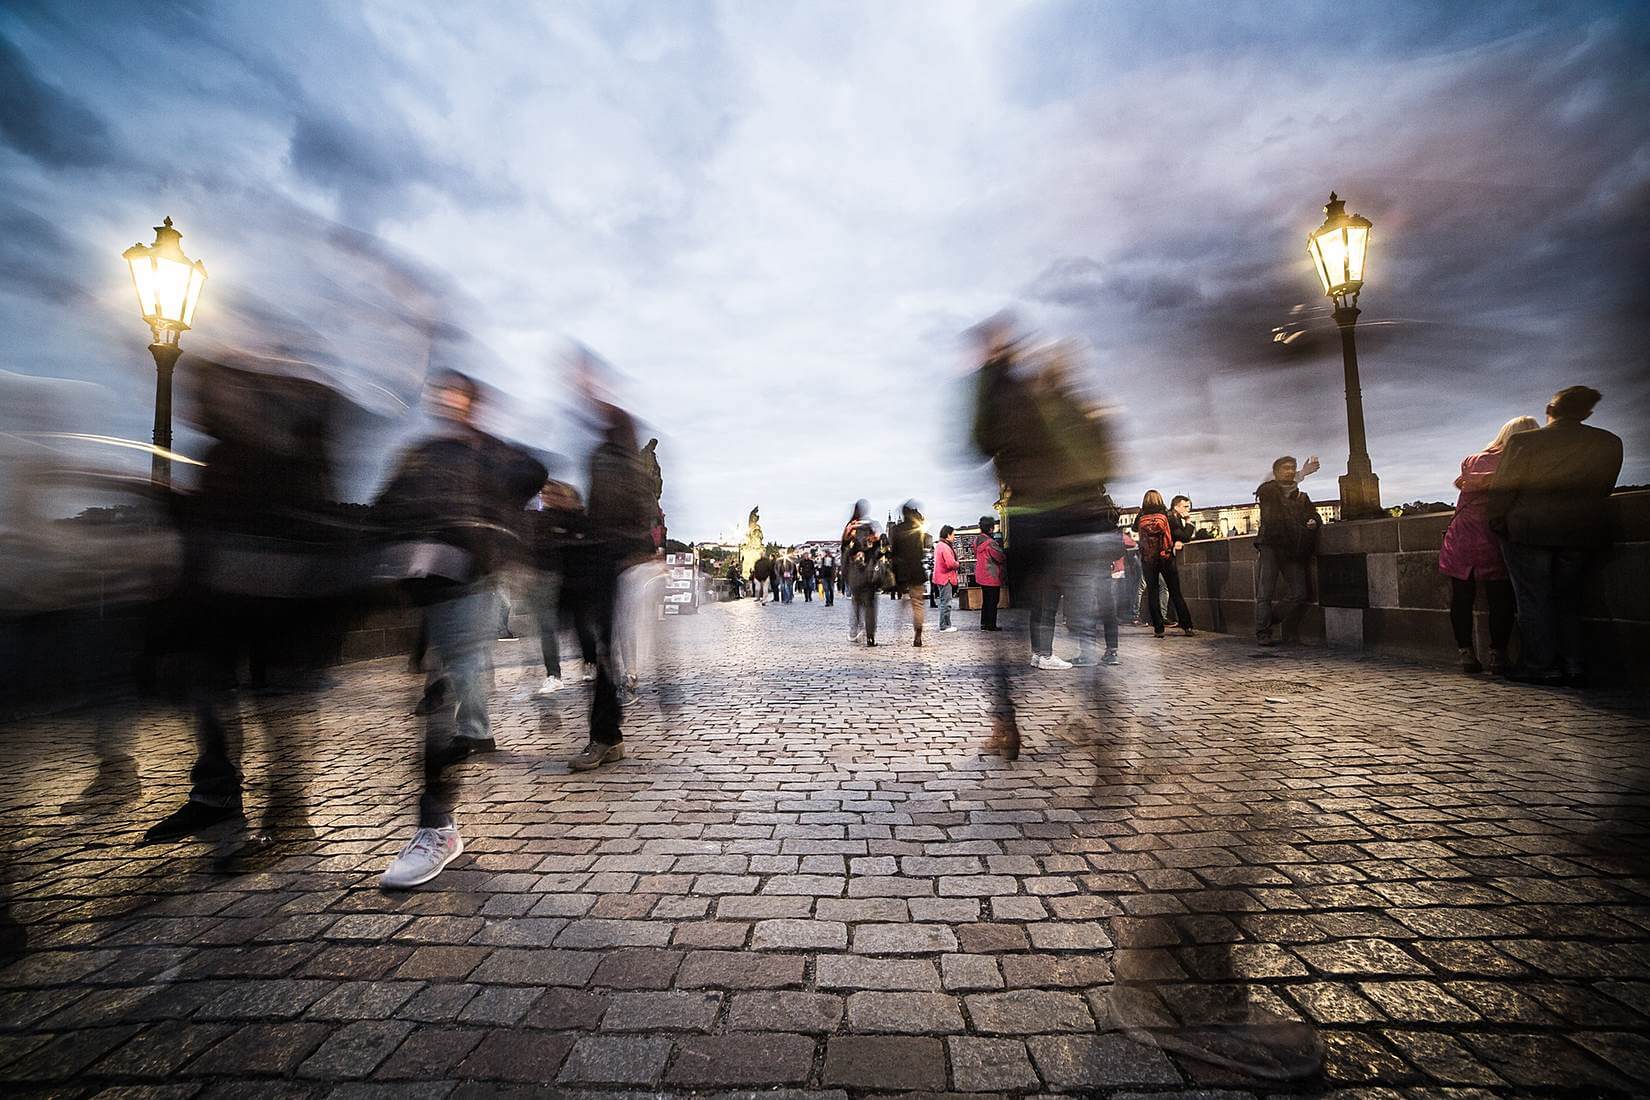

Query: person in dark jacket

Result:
[377,369,547,888]
[569,372,656,769]
[845,519,886,645]
[798,551,817,602]
[890,500,928,646]
[1253,454,1322,646]
[529,479,583,696]
[819,548,838,606]
[1486,385,1624,686]
[751,555,774,602]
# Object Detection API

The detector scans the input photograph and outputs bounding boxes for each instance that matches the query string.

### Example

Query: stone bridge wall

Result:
[1176,490,1650,687]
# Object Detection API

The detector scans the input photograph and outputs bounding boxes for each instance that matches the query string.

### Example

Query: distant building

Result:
[1116,498,1342,539]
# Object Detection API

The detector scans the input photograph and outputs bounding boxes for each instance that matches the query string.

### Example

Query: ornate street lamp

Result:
[122,216,207,487]
[1306,192,1381,519]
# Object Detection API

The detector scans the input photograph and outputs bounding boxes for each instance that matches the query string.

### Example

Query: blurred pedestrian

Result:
[933,524,960,632]
[1438,416,1538,674]
[845,515,885,646]
[1487,386,1623,687]
[971,320,1122,758]
[376,369,546,887]
[1254,454,1322,646]
[779,554,796,603]
[891,501,927,646]
[974,515,1005,631]
[799,550,817,602]
[820,546,838,606]
[528,478,582,696]
[751,554,773,603]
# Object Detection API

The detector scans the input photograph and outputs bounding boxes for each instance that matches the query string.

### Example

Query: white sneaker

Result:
[581,664,597,682]
[381,825,463,889]
[534,676,564,697]
[940,626,958,633]
[1035,654,1074,670]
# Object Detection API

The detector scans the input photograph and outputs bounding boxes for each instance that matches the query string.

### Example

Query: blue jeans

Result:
[1499,540,1590,675]
[937,582,953,629]
[781,578,794,603]
[420,585,497,827]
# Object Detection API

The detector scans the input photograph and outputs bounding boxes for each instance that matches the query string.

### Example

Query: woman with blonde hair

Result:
[1438,415,1539,674]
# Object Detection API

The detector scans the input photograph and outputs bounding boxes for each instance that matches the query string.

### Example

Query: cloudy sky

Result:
[3,0,1646,542]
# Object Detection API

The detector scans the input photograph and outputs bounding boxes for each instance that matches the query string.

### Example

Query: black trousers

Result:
[980,585,1000,629]
[1143,557,1191,633]
[1449,575,1515,651]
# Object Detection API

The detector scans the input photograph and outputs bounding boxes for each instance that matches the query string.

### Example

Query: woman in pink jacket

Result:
[932,525,960,632]
[973,515,1006,631]
[1438,415,1538,674]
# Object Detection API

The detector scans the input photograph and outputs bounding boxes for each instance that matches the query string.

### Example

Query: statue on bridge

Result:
[739,505,765,578]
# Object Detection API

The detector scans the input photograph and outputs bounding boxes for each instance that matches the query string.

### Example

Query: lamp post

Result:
[122,216,207,487]
[1306,192,1381,520]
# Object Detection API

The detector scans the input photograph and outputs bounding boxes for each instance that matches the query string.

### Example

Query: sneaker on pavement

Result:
[581,664,598,682]
[381,825,463,889]
[143,801,245,844]
[1035,654,1073,670]
[534,676,564,697]
[458,736,498,753]
[1101,649,1120,666]
[940,625,958,633]
[569,740,626,771]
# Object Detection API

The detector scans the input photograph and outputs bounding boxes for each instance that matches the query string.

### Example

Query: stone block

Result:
[845,991,964,1032]
[1317,554,1370,609]
[1319,517,1400,555]
[1396,551,1451,609]
[665,1033,815,1087]
[1367,552,1400,608]
[725,991,844,1032]
[1323,606,1364,650]
[1398,511,1453,552]
[948,1036,1040,1092]
[823,1036,946,1090]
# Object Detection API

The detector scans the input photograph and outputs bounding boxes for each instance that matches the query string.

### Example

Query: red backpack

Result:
[1137,513,1174,561]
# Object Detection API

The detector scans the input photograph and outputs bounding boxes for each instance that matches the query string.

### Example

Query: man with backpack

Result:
[1254,454,1322,647]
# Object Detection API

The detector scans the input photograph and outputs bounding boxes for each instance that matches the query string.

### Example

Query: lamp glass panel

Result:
[1343,224,1369,285]
[180,265,207,327]
[1312,227,1352,294]
[151,255,193,324]
[1308,237,1334,295]
[128,255,161,318]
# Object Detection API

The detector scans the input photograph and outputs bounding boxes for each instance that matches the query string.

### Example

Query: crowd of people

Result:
[20,314,1627,896]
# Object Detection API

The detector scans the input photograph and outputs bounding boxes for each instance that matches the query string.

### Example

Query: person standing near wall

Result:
[1253,454,1322,647]
[933,525,960,633]
[974,516,1005,631]
[1438,416,1539,675]
[1135,491,1194,639]
[1487,386,1623,688]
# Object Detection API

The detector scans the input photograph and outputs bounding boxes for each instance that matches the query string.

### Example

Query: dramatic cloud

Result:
[1,1,1645,538]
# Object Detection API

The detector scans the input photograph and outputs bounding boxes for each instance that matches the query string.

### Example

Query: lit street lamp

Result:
[122,216,207,487]
[1306,192,1381,520]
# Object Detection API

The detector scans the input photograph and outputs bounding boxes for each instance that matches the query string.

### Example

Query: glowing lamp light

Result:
[123,216,207,346]
[1305,192,1371,308]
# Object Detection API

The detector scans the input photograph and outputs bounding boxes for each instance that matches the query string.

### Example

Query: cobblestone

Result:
[3,598,1649,1095]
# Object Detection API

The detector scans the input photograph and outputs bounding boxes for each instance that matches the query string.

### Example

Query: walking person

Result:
[971,319,1122,759]
[529,479,584,696]
[845,518,885,646]
[974,516,1005,631]
[1134,491,1194,639]
[1254,454,1323,646]
[820,547,838,606]
[751,554,773,603]
[566,356,656,770]
[779,555,796,603]
[933,525,960,632]
[891,501,928,646]
[1487,386,1623,687]
[1438,416,1539,674]
[377,369,547,888]
[799,550,817,602]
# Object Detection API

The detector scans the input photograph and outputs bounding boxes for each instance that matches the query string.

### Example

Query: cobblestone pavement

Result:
[4,594,1650,1098]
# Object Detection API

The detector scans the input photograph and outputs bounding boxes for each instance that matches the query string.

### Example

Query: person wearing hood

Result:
[1253,454,1322,647]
